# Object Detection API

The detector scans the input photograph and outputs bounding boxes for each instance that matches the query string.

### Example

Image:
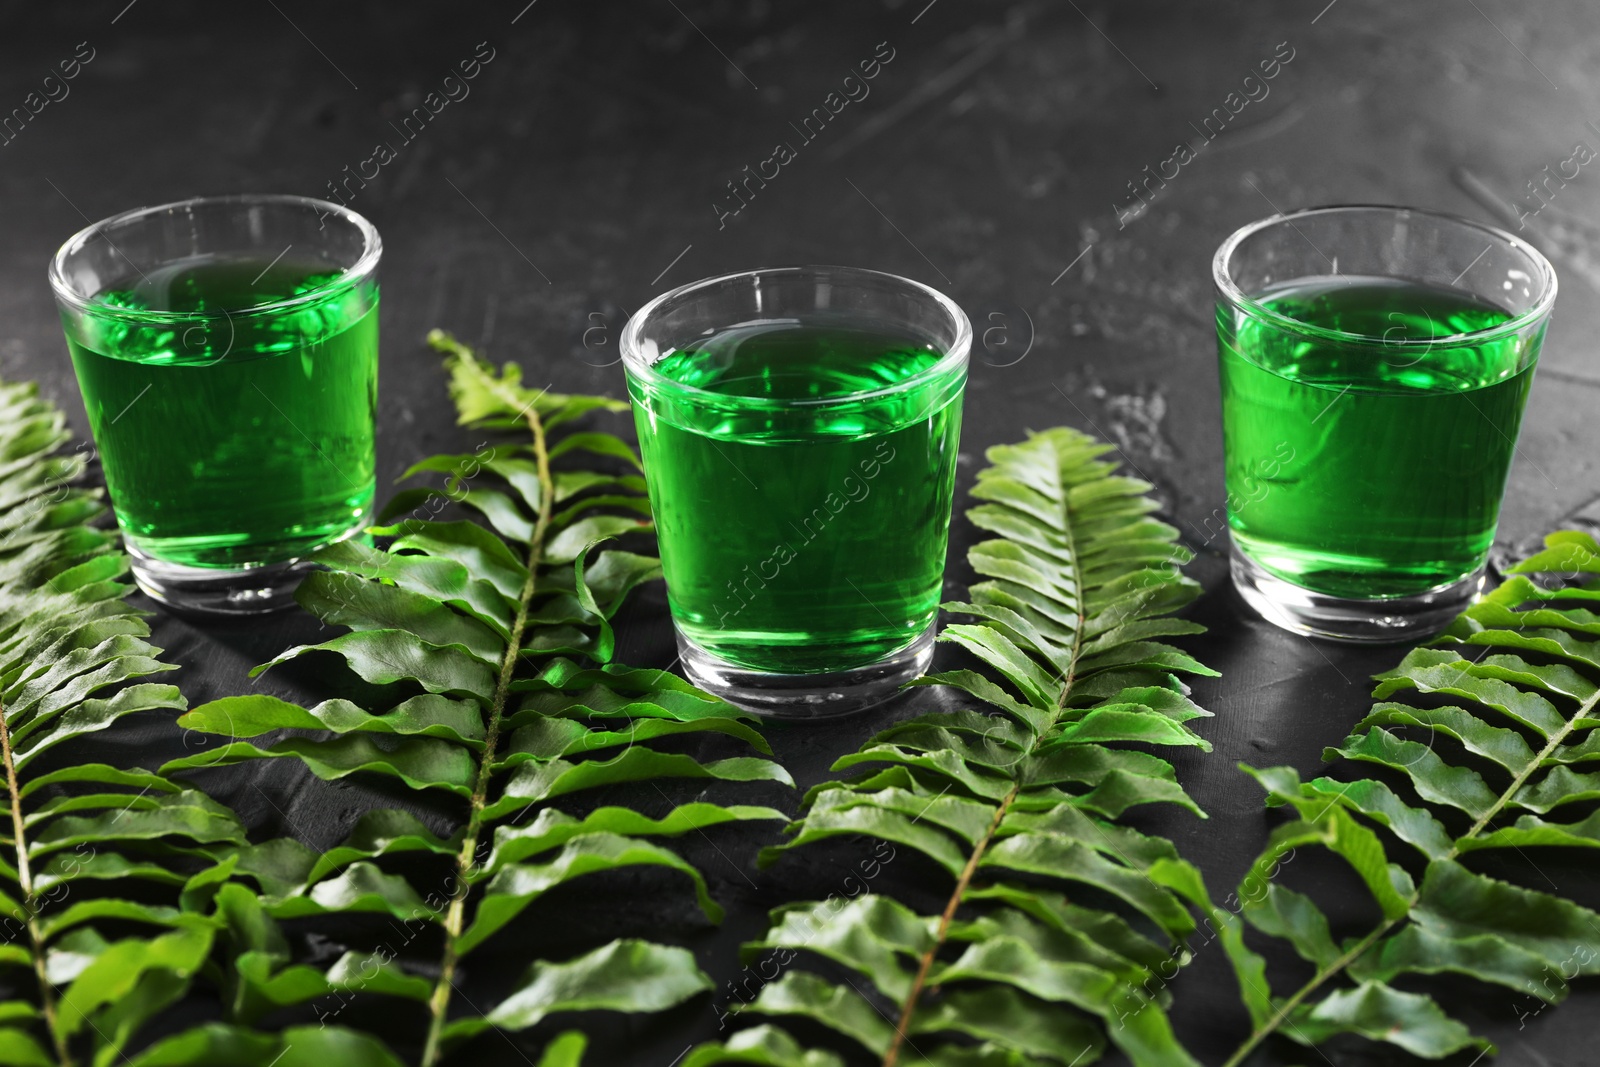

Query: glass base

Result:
[128,546,316,615]
[1231,545,1483,644]
[677,625,935,721]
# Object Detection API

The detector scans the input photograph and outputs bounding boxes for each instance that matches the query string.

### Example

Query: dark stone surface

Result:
[2,1,1598,1063]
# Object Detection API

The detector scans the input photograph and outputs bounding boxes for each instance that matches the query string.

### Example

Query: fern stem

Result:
[1219,668,1600,1067]
[0,698,72,1067]
[882,457,1088,1067]
[1217,918,1395,1067]
[420,391,555,1067]
[882,784,1018,1067]
[1458,694,1589,840]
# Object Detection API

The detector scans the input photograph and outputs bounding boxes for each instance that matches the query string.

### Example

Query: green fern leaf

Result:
[1207,529,1600,1065]
[172,333,787,1065]
[699,427,1217,1067]
[0,378,259,1065]
[122,1022,406,1066]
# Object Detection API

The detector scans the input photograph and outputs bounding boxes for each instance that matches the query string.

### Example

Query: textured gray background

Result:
[1,1,1597,1063]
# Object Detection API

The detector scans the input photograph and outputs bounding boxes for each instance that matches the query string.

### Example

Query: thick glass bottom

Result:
[128,548,311,615]
[1231,541,1483,644]
[677,625,934,720]
[126,523,366,615]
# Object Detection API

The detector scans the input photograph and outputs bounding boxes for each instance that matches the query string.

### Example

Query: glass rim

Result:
[47,193,382,323]
[1212,203,1559,349]
[619,264,972,409]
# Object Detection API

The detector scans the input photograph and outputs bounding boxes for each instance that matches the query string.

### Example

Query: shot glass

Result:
[1213,205,1557,641]
[620,266,971,717]
[49,194,380,614]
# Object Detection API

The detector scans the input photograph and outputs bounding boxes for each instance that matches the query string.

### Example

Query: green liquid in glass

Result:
[1219,274,1534,599]
[631,321,964,673]
[66,255,377,568]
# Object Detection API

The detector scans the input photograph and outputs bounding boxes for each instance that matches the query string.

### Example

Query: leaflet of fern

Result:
[0,378,428,1066]
[684,428,1220,1067]
[1172,529,1600,1065]
[163,334,790,1066]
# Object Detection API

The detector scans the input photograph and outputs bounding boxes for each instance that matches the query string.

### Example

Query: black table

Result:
[2,2,1596,1064]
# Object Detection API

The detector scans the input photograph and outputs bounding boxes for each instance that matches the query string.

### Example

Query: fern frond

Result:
[1197,529,1600,1065]
[690,428,1218,1067]
[0,379,300,1064]
[167,334,789,1065]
